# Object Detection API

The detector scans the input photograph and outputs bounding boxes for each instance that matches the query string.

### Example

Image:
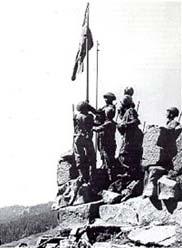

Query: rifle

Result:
[72,104,75,148]
[136,100,140,112]
[178,111,182,123]
[143,121,146,132]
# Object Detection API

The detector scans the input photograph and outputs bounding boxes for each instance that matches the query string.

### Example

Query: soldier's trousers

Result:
[143,166,168,197]
[74,135,96,181]
[100,147,116,181]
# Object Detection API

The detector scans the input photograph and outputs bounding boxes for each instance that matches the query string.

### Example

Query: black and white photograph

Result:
[0,0,181,247]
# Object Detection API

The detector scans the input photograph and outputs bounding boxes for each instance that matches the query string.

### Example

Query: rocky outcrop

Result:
[54,126,182,247]
[174,128,182,170]
[99,196,182,227]
[142,125,182,171]
[57,201,103,229]
[57,151,78,186]
[99,203,138,227]
[142,126,161,167]
[57,194,182,229]
[128,225,176,247]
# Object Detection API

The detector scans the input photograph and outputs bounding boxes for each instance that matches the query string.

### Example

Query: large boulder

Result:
[99,202,138,227]
[53,178,101,210]
[57,150,78,186]
[128,225,176,247]
[57,201,103,228]
[99,196,182,227]
[142,126,161,167]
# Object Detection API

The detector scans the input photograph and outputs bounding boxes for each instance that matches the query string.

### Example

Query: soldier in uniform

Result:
[93,107,116,181]
[143,107,181,198]
[96,92,116,124]
[166,107,180,129]
[117,86,135,121]
[95,92,116,165]
[117,97,143,180]
[73,101,96,182]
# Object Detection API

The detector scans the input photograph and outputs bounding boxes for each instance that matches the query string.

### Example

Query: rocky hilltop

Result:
[54,125,182,247]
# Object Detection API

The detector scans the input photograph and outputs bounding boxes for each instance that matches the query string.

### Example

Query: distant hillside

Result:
[0,226,61,248]
[0,202,58,245]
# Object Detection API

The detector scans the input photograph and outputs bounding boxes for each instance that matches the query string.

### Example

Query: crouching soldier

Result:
[93,107,116,181]
[73,101,96,182]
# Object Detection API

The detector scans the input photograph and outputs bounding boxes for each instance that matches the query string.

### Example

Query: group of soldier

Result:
[73,86,181,197]
[73,87,142,182]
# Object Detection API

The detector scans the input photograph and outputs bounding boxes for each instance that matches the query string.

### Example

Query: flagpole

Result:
[95,41,99,152]
[86,3,90,102]
[96,41,99,110]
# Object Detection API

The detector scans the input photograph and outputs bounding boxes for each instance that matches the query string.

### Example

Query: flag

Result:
[71,4,93,81]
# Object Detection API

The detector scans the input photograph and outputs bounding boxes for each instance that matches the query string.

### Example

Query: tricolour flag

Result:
[71,3,93,81]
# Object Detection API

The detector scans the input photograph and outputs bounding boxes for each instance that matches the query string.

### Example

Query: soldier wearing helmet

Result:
[124,86,134,96]
[118,86,135,121]
[98,92,116,123]
[117,98,143,181]
[73,101,96,181]
[166,107,180,129]
[143,107,181,198]
[103,92,116,102]
[93,107,117,181]
[87,92,116,125]
[94,92,116,165]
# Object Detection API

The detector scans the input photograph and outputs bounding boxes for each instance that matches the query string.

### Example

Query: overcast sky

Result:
[0,0,181,207]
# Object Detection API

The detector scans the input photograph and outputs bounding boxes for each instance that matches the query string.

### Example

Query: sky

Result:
[0,0,181,207]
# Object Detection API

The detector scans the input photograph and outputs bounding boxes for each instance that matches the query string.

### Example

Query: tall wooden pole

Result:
[86,3,89,102]
[95,41,99,109]
[95,41,99,153]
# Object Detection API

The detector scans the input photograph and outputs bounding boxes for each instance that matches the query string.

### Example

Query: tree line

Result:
[0,210,58,244]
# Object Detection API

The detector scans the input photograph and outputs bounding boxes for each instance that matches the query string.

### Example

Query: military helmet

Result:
[103,92,116,101]
[167,107,179,117]
[105,107,115,120]
[124,86,134,96]
[76,101,88,112]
